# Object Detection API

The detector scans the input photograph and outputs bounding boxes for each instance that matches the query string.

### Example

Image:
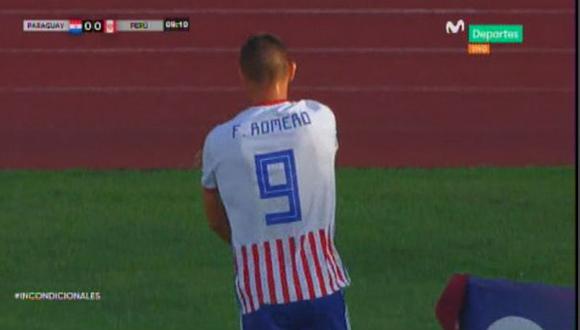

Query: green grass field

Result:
[0,167,575,329]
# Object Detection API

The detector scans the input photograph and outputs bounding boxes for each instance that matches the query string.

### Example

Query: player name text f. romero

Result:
[233,111,312,138]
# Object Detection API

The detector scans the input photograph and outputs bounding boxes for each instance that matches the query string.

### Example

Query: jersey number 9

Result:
[254,149,302,225]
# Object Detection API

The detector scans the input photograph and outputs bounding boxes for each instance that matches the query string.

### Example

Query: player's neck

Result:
[249,82,289,106]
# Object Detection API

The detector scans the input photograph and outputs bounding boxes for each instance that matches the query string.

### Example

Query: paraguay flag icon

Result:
[68,19,82,35]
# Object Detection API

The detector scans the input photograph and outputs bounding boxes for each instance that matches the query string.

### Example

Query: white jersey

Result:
[201,99,349,314]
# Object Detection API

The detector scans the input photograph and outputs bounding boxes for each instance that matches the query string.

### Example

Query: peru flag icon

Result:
[104,20,116,34]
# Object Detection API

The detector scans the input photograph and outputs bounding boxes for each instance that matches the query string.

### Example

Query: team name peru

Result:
[232,111,311,138]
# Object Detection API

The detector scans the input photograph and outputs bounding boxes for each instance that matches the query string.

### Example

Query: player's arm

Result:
[202,188,231,244]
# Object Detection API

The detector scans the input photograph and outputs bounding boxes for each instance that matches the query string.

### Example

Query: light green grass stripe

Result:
[0,168,574,329]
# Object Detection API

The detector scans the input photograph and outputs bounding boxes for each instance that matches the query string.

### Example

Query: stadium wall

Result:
[0,0,574,168]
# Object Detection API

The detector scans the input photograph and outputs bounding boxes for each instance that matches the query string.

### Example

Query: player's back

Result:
[202,99,349,314]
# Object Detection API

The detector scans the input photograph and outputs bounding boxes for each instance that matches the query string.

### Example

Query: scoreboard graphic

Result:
[22,18,190,34]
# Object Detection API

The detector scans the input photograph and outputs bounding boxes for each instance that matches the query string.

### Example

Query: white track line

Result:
[0,8,574,15]
[0,86,571,94]
[0,47,573,55]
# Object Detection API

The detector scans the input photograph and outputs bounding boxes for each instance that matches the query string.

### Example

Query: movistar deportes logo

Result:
[445,19,465,34]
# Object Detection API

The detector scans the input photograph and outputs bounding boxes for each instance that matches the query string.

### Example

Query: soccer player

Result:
[201,33,350,329]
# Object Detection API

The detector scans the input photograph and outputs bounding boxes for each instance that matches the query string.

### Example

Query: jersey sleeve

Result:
[306,99,339,151]
[331,109,339,151]
[324,104,339,151]
[201,131,218,189]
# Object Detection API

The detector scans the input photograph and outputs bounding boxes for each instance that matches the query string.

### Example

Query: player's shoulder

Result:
[296,99,333,113]
[203,121,231,151]
[295,99,336,125]
[204,105,261,144]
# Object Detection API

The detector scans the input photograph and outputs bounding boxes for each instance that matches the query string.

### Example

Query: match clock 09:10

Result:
[163,18,190,32]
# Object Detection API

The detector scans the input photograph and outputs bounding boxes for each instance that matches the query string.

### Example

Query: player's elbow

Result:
[207,218,221,232]
[207,217,231,244]
[207,216,227,236]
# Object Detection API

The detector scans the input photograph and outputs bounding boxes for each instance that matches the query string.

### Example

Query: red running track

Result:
[0,1,575,168]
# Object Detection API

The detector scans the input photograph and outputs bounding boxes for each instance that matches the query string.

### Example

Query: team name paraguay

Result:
[27,21,65,30]
[233,111,312,138]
